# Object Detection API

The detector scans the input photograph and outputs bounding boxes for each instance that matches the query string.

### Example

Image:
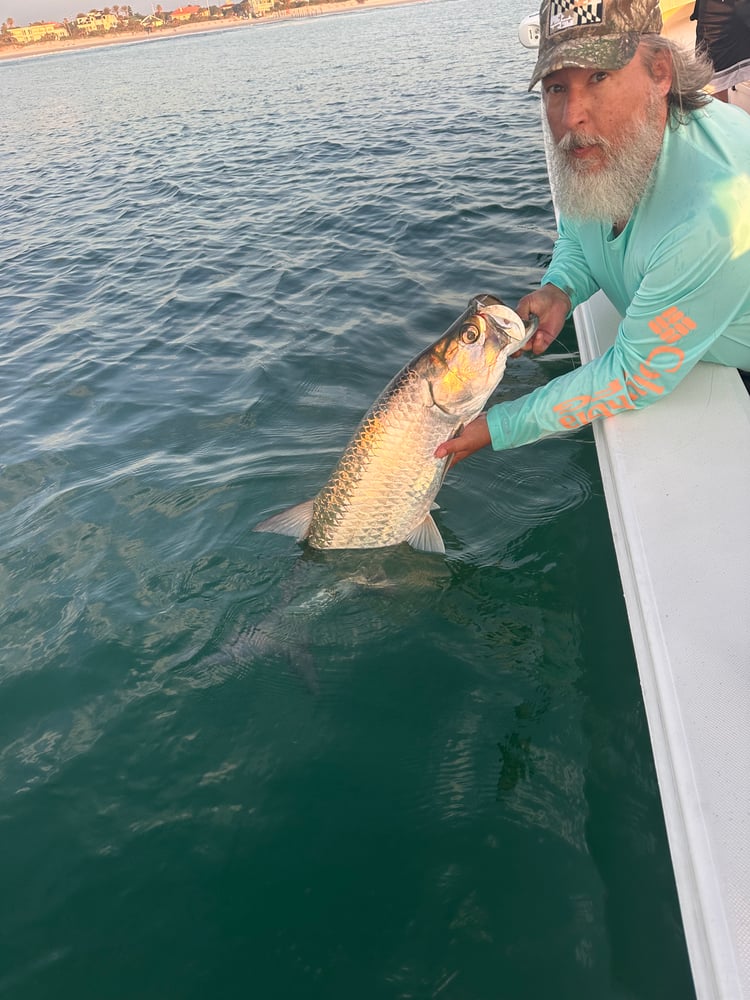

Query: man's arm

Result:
[486,214,748,452]
[514,217,600,355]
[438,210,748,460]
[542,217,602,311]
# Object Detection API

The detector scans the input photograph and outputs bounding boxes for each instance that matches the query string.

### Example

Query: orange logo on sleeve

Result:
[551,309,697,432]
[552,379,636,430]
[648,307,696,344]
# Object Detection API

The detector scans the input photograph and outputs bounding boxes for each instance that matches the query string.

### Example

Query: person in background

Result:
[691,0,750,102]
[435,0,750,467]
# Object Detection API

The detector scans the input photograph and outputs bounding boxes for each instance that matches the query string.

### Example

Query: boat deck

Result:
[575,292,750,1000]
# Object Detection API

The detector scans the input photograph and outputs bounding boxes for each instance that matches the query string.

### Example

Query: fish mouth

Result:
[504,313,538,356]
[476,301,538,347]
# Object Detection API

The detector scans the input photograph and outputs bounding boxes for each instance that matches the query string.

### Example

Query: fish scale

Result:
[310,371,456,549]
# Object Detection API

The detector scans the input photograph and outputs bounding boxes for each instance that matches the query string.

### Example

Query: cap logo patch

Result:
[549,0,604,33]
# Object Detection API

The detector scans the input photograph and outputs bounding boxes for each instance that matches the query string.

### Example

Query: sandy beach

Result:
[0,0,426,61]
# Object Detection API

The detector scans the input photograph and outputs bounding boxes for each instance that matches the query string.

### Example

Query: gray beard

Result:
[544,98,666,229]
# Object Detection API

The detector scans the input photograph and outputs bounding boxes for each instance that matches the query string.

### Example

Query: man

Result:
[435,0,750,466]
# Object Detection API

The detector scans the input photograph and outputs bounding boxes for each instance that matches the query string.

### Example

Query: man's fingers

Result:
[434,440,457,460]
[434,413,490,467]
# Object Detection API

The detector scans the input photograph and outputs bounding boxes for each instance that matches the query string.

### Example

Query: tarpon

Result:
[255,294,538,554]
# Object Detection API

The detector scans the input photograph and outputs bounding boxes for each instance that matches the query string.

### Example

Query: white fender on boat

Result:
[518,13,540,50]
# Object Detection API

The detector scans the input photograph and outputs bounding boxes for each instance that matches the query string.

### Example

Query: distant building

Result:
[250,0,274,15]
[75,11,119,33]
[7,22,69,43]
[171,5,210,22]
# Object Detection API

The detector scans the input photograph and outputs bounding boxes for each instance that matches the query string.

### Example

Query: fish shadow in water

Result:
[192,544,452,693]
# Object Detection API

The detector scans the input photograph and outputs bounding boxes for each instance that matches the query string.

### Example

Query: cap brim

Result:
[528,32,641,91]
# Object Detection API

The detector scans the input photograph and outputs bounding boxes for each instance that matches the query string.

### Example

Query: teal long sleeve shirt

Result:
[487,99,750,451]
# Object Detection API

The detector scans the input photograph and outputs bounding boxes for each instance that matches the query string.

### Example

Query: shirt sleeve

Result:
[487,211,748,451]
[542,216,601,311]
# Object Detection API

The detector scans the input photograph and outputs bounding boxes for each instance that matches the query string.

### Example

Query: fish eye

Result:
[460,322,481,344]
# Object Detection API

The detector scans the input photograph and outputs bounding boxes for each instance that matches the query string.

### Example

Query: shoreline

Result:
[0,0,426,62]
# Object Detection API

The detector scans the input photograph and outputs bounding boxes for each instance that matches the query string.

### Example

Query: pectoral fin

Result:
[405,513,445,555]
[255,500,315,541]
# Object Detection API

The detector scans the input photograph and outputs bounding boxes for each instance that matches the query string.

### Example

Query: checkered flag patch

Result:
[549,0,604,31]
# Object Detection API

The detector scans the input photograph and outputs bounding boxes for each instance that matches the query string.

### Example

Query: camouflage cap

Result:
[528,0,663,91]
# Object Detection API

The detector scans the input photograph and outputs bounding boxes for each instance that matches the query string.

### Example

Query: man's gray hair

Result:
[640,34,714,120]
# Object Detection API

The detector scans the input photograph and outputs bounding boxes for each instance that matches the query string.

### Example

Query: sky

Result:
[3,0,151,25]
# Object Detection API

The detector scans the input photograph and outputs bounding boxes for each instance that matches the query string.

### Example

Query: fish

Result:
[255,294,538,554]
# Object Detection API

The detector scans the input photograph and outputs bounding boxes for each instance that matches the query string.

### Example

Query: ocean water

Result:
[1,3,695,998]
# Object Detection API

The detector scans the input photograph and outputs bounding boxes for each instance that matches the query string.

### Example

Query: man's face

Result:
[541,46,671,224]
[541,48,668,163]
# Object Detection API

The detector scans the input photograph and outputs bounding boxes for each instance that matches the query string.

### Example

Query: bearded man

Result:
[436,0,750,463]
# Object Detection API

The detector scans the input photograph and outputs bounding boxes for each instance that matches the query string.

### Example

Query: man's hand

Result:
[434,413,491,468]
[514,283,571,356]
